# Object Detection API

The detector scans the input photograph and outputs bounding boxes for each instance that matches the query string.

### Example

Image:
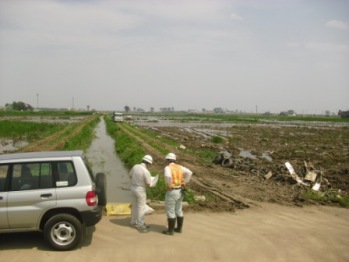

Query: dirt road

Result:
[1,204,348,262]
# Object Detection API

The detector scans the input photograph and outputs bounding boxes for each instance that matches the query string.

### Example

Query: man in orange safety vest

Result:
[162,153,193,235]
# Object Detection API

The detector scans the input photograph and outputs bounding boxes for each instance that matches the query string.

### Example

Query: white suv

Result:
[0,150,106,251]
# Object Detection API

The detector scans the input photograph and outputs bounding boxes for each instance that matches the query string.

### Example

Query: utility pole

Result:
[37,93,39,109]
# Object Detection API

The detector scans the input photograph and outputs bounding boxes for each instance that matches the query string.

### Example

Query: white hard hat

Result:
[165,153,176,161]
[142,155,153,164]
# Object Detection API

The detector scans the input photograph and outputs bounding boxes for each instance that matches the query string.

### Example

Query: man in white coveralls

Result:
[129,155,153,233]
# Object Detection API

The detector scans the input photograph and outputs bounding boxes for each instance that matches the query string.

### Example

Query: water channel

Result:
[86,117,131,204]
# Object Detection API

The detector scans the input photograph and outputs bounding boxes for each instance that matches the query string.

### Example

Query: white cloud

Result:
[326,20,349,30]
[286,42,300,48]
[305,42,349,53]
[230,13,242,21]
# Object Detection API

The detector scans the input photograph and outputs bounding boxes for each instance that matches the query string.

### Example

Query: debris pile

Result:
[285,161,328,191]
[212,151,330,192]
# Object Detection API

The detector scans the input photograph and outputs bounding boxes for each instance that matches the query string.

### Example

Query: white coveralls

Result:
[129,163,152,228]
[164,163,192,219]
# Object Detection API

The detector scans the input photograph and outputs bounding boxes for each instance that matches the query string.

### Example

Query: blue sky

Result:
[0,0,348,114]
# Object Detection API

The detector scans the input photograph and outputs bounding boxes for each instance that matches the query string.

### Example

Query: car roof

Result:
[0,150,84,161]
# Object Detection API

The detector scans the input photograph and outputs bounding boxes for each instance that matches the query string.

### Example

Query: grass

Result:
[211,136,223,143]
[303,190,349,207]
[0,120,63,140]
[121,123,178,154]
[63,117,100,151]
[192,148,218,164]
[105,117,146,169]
[118,120,220,167]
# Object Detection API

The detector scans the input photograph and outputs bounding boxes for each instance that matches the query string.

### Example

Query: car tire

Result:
[95,172,107,206]
[44,213,83,251]
[221,158,233,168]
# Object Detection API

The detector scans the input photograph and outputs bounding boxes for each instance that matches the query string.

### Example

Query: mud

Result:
[0,138,29,154]
[133,119,349,211]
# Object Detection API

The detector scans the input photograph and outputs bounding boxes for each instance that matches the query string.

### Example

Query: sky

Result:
[0,0,348,114]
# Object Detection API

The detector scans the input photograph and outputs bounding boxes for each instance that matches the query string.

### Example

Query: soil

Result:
[1,204,349,261]
[128,120,349,212]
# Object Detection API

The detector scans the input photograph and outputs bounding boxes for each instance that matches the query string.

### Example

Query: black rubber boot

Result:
[162,218,176,235]
[174,216,184,233]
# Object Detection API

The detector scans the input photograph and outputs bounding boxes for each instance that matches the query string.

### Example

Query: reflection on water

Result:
[0,116,85,124]
[86,117,131,203]
[0,139,29,154]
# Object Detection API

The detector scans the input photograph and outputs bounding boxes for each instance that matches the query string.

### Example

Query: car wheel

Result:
[95,172,107,206]
[44,214,83,251]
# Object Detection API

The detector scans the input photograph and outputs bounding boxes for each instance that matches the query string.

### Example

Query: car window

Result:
[36,162,54,188]
[0,165,9,192]
[7,161,78,191]
[12,164,35,190]
[56,161,77,187]
[11,163,53,191]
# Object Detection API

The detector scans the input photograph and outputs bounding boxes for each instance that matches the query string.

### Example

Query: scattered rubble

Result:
[212,151,333,193]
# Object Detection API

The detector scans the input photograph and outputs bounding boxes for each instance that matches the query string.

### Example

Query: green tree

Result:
[7,101,33,111]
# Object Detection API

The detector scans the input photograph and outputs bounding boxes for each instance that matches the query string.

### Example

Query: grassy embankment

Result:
[62,116,100,151]
[104,116,197,204]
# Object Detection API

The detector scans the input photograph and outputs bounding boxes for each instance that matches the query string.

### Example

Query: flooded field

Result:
[0,115,88,153]
[0,116,86,124]
[1,115,348,210]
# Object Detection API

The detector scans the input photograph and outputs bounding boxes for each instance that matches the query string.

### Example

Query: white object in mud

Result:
[285,162,309,186]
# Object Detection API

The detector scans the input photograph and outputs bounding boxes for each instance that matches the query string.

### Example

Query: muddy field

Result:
[1,116,348,212]
[133,120,349,211]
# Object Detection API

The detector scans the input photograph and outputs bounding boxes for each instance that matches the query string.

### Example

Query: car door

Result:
[7,162,57,229]
[0,164,9,229]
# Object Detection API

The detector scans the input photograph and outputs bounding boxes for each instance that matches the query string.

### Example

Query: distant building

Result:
[338,110,349,118]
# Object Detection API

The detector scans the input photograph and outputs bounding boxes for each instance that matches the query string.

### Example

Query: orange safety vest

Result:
[169,163,183,188]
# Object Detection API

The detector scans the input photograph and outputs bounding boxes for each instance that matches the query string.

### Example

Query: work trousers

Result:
[165,189,183,219]
[130,185,147,227]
